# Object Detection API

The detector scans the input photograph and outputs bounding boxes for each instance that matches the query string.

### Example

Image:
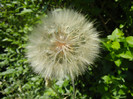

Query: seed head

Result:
[26,9,100,80]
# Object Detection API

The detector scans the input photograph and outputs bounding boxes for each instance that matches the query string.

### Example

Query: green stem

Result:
[45,78,62,99]
[50,86,62,99]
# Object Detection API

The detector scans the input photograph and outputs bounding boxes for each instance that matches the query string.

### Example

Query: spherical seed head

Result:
[26,9,100,80]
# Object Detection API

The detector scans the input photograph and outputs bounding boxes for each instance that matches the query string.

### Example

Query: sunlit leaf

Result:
[111,41,120,50]
[119,51,133,60]
[114,59,121,67]
[126,36,133,47]
[0,69,16,76]
[16,8,32,15]
[108,28,124,40]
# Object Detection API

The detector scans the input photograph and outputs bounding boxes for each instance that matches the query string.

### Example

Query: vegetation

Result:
[0,0,133,99]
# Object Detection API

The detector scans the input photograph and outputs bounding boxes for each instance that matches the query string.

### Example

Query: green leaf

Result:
[0,69,16,76]
[119,51,133,60]
[111,41,120,50]
[16,8,32,15]
[101,40,112,51]
[102,75,112,84]
[114,59,121,67]
[31,76,40,81]
[130,5,133,11]
[126,36,133,47]
[119,24,124,28]
[118,89,125,95]
[108,28,124,40]
[131,90,133,96]
[104,86,108,91]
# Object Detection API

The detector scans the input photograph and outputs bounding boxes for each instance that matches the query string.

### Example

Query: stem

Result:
[45,78,62,99]
[71,76,75,99]
[99,14,110,34]
[50,86,62,99]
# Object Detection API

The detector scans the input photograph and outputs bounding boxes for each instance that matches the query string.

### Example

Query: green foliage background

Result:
[0,0,133,99]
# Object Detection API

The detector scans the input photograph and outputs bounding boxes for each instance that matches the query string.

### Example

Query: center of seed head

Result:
[55,41,66,51]
[51,34,72,55]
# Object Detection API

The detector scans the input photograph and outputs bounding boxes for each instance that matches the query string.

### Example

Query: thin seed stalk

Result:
[45,78,62,99]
